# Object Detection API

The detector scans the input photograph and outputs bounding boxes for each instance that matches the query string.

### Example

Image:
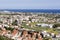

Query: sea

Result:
[0,9,60,13]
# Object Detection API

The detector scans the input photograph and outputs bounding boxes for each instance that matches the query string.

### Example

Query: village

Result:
[0,11,60,40]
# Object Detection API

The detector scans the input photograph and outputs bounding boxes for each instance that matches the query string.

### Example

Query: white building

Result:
[36,23,54,28]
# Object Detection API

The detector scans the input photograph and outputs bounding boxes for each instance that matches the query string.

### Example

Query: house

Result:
[0,25,2,28]
[41,31,50,37]
[17,36,23,40]
[56,34,60,38]
[11,29,18,39]
[3,24,9,28]
[38,36,43,40]
[5,30,11,38]
[1,29,7,36]
[22,30,28,37]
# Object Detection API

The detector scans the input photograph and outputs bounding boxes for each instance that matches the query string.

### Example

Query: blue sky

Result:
[0,0,60,9]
